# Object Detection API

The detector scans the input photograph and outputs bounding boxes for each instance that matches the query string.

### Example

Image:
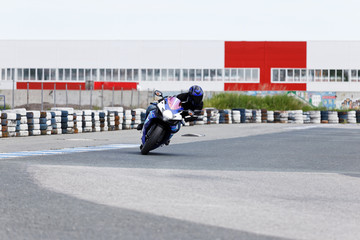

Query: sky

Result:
[1,0,360,41]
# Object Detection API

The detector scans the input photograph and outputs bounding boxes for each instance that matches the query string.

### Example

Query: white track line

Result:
[0,144,139,159]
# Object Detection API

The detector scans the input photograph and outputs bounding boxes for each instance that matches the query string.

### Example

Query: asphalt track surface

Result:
[1,124,360,240]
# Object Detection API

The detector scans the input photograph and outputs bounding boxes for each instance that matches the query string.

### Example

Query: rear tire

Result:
[141,125,165,155]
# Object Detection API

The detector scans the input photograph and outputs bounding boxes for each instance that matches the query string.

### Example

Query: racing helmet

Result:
[188,85,203,106]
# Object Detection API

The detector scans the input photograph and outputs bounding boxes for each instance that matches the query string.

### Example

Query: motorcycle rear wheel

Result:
[141,125,165,155]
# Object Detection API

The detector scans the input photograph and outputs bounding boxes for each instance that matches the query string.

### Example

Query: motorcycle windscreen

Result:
[166,97,183,111]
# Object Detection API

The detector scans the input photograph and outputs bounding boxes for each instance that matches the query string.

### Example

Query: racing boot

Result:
[137,123,144,130]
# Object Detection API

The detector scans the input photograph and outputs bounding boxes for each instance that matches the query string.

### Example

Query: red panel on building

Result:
[93,82,138,90]
[17,82,85,90]
[224,41,307,91]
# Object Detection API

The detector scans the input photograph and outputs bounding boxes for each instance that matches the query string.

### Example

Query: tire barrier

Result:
[51,108,74,134]
[92,111,101,132]
[253,110,262,123]
[27,111,41,136]
[0,111,2,138]
[107,111,116,131]
[73,110,82,134]
[205,108,219,124]
[303,112,311,124]
[232,109,245,123]
[321,111,329,123]
[1,111,18,137]
[194,109,206,125]
[98,111,108,132]
[267,111,274,123]
[261,109,268,123]
[15,108,29,137]
[348,111,357,124]
[288,110,304,124]
[219,109,232,124]
[2,107,360,139]
[328,111,339,124]
[244,109,252,123]
[309,111,321,124]
[123,109,132,130]
[40,111,52,135]
[51,111,62,134]
[82,110,92,132]
[132,109,145,129]
[232,110,241,124]
[274,111,288,123]
[338,111,348,124]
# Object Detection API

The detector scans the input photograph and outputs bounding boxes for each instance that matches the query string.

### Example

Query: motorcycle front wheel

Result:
[141,124,165,155]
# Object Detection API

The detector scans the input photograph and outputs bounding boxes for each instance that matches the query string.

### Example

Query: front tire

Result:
[141,125,165,155]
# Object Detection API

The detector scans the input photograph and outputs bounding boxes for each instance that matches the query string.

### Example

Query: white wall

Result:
[307,82,360,92]
[0,40,224,68]
[307,41,360,69]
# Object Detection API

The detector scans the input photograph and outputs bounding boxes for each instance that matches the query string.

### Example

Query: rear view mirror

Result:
[154,90,163,98]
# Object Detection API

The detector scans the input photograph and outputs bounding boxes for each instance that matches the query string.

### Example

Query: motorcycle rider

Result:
[137,85,204,131]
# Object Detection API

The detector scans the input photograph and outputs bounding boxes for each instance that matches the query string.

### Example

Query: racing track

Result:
[1,124,360,240]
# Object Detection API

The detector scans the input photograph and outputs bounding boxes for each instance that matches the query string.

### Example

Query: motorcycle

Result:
[140,90,197,155]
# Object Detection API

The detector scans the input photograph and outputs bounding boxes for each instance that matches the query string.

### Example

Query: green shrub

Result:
[204,93,316,111]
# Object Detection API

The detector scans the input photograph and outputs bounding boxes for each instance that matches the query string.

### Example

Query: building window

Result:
[293,69,299,82]
[252,69,259,82]
[161,69,167,81]
[51,69,56,80]
[351,69,357,82]
[120,69,126,81]
[308,70,314,82]
[175,69,180,81]
[154,69,160,81]
[301,69,307,82]
[216,69,222,81]
[279,69,286,82]
[344,70,349,82]
[224,69,230,81]
[17,69,23,81]
[168,69,174,81]
[189,69,195,81]
[71,69,77,81]
[44,69,50,80]
[210,69,216,81]
[134,69,139,81]
[272,69,279,82]
[245,69,252,82]
[314,69,321,82]
[196,69,202,81]
[112,69,118,81]
[65,69,71,80]
[141,69,146,81]
[181,69,187,81]
[147,69,153,81]
[237,69,244,81]
[105,69,111,81]
[330,69,335,82]
[127,69,133,81]
[78,69,84,81]
[336,70,342,82]
[322,70,329,82]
